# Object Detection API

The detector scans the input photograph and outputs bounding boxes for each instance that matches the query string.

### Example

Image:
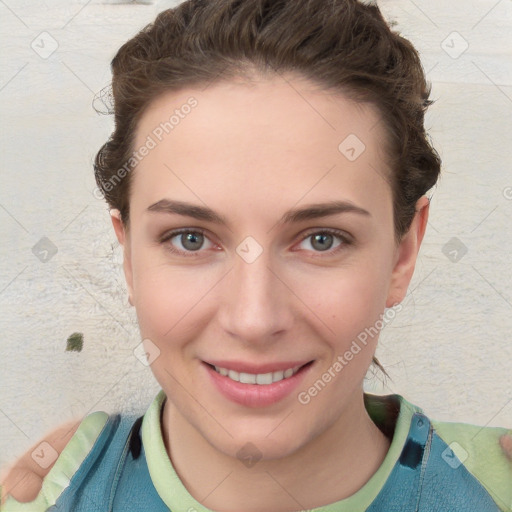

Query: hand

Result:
[500,431,512,461]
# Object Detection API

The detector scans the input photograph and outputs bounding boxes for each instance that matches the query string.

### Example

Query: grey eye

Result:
[164,229,215,255]
[298,232,344,252]
[179,232,205,251]
[310,233,335,251]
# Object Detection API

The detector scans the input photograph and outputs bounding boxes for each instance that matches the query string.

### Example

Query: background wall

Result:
[0,0,511,471]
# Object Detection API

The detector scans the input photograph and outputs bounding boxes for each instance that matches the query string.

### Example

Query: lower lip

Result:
[203,361,313,408]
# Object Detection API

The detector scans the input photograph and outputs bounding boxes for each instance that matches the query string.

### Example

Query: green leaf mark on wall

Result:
[66,332,84,352]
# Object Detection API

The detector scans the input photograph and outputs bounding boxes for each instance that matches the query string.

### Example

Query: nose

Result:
[217,247,294,346]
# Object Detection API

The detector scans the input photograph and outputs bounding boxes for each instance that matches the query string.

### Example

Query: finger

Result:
[499,431,512,461]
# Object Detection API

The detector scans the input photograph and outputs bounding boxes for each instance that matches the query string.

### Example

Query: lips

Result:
[203,360,315,407]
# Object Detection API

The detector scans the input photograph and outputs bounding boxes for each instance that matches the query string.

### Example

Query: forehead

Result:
[130,74,392,220]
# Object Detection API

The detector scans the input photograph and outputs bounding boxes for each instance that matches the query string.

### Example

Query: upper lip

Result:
[204,360,313,374]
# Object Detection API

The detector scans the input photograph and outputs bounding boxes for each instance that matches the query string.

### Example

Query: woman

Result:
[2,0,511,510]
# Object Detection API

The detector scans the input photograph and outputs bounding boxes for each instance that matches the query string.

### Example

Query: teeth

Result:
[239,372,256,384]
[256,372,273,385]
[213,365,302,385]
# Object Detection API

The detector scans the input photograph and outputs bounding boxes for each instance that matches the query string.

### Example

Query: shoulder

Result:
[0,411,109,507]
[429,419,512,512]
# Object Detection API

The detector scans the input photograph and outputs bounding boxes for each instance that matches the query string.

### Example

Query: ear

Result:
[110,209,134,306]
[386,196,430,307]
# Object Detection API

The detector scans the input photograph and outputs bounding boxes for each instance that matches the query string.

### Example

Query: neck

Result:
[161,391,390,512]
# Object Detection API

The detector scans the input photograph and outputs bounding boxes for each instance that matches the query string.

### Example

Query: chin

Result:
[207,422,311,464]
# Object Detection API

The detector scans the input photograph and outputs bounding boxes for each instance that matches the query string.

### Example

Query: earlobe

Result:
[110,209,135,306]
[386,196,430,308]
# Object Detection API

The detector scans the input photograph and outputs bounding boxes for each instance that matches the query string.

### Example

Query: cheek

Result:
[292,259,391,344]
[292,270,389,421]
[130,253,223,345]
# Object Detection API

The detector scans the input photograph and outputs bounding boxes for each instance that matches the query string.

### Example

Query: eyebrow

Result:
[147,199,371,225]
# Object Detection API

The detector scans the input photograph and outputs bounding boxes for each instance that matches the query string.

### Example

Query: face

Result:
[112,72,428,460]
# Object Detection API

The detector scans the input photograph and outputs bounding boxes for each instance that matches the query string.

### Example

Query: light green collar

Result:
[141,389,422,511]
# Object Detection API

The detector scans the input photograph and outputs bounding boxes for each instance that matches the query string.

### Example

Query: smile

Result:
[212,365,303,385]
[204,360,315,407]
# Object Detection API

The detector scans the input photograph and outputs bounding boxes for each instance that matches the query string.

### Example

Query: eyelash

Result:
[159,228,352,258]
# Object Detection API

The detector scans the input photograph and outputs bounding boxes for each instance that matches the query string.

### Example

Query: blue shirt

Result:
[2,390,511,511]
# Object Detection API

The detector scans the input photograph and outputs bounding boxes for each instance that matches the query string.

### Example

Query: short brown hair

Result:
[94,0,441,241]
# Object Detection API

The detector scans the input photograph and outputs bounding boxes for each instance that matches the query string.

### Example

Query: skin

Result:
[500,433,512,460]
[111,72,430,512]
